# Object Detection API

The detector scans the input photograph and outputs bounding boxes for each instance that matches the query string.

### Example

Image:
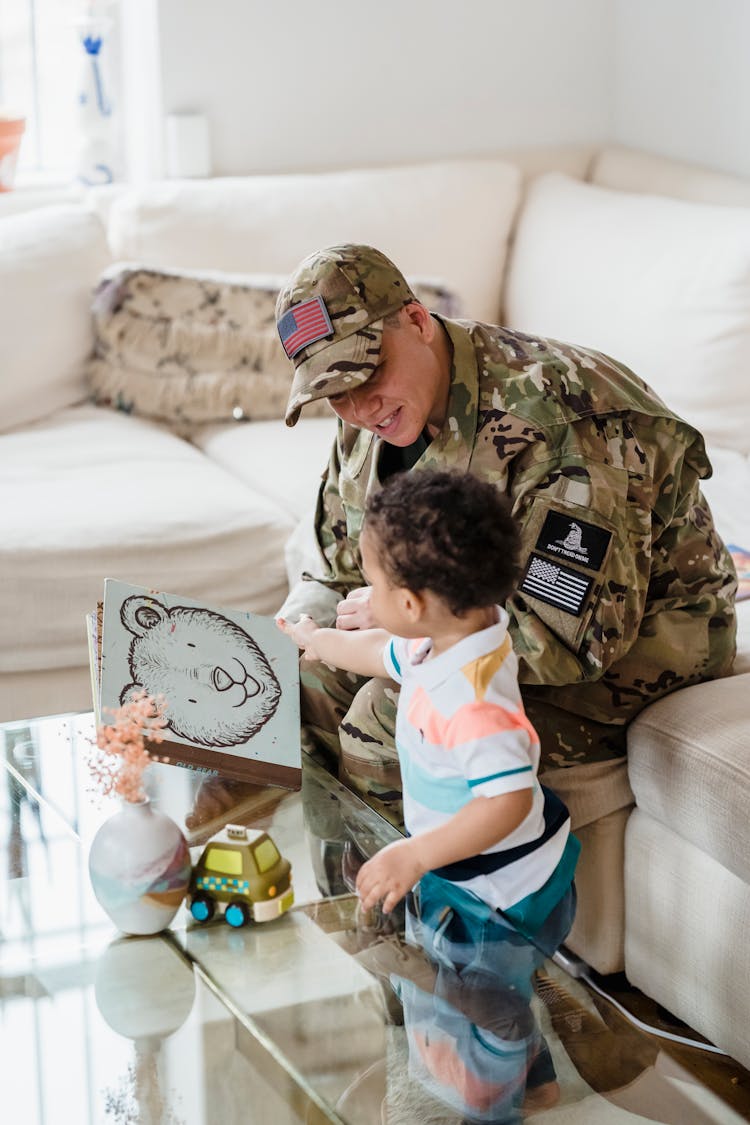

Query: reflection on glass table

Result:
[0,713,394,1125]
[2,712,749,1124]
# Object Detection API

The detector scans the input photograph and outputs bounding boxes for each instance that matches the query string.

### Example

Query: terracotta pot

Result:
[0,117,25,191]
[88,797,192,935]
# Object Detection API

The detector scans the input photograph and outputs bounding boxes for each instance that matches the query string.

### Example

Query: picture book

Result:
[86,578,301,789]
[728,544,750,602]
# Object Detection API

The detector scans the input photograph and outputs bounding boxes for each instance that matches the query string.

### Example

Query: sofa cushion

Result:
[86,265,460,427]
[733,600,750,676]
[106,159,522,323]
[193,416,338,523]
[0,205,110,434]
[591,145,750,208]
[698,447,750,554]
[504,173,750,456]
[0,404,295,674]
[627,671,750,884]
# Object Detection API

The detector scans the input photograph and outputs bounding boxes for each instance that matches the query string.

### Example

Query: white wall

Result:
[146,0,750,182]
[613,0,750,179]
[156,0,613,175]
[120,0,164,183]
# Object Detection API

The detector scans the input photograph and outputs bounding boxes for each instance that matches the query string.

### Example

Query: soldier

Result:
[276,243,737,827]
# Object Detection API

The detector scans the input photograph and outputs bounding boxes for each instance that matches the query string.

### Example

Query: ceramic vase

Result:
[89,798,192,936]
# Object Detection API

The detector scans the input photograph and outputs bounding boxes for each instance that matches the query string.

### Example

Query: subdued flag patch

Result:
[519,553,592,616]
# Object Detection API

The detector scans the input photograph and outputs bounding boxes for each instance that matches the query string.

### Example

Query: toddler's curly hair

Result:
[363,469,521,616]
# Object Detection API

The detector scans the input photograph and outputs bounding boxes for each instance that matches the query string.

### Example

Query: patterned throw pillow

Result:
[86,265,460,428]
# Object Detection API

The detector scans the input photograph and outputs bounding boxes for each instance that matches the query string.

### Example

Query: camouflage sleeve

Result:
[506,481,645,688]
[276,578,341,628]
[277,426,367,625]
[502,414,708,690]
[459,321,734,737]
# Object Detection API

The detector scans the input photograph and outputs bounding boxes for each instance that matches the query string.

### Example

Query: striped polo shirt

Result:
[383,607,577,915]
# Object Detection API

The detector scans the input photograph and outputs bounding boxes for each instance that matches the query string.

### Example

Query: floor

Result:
[541,966,750,1121]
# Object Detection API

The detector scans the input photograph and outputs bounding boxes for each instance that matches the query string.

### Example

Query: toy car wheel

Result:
[225,899,251,928]
[190,892,215,923]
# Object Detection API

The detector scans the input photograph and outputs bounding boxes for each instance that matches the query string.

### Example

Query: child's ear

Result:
[399,587,426,624]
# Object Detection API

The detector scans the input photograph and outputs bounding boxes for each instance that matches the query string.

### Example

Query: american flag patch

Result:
[277,296,333,358]
[519,552,592,617]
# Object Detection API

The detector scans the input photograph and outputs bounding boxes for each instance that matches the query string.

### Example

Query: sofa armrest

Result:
[627,671,750,885]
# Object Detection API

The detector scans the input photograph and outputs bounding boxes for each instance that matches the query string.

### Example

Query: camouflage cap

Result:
[276,244,416,426]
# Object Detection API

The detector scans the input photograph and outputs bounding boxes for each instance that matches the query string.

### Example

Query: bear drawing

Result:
[119,595,281,747]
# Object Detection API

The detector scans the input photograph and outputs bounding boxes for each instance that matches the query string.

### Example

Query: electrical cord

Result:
[580,969,729,1056]
[552,948,729,1056]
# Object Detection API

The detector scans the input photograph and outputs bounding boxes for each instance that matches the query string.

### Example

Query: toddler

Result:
[279,469,579,952]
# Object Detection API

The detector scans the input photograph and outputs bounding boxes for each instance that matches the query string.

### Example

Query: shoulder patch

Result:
[519,553,592,617]
[535,510,611,572]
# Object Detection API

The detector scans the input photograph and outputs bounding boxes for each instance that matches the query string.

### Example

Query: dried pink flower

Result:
[88,691,168,802]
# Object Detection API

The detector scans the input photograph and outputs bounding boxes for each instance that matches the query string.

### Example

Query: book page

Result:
[97,579,301,787]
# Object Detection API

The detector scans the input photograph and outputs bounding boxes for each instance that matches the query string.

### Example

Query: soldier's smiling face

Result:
[326,303,451,447]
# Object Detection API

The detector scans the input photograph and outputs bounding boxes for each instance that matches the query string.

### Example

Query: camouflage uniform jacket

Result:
[282,317,737,743]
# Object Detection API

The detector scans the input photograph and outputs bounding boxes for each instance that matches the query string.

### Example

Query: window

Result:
[204,847,243,877]
[253,837,280,875]
[0,0,118,180]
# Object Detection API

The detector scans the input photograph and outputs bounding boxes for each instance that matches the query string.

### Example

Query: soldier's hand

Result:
[336,586,374,631]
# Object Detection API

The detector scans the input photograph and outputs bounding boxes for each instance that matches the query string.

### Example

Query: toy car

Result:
[188,824,294,928]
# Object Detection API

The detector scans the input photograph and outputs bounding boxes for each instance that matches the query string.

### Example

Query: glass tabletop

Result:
[2,713,748,1124]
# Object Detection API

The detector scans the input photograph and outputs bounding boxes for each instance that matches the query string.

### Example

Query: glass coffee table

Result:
[2,712,748,1124]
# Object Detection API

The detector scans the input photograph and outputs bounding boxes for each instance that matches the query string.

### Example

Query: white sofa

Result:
[2,144,749,1063]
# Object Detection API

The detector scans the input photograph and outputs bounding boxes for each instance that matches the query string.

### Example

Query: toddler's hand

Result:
[356,839,426,914]
[275,614,322,660]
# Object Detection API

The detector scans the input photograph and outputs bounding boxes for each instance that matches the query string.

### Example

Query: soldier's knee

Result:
[299,658,368,731]
[341,678,398,751]
[338,679,403,821]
